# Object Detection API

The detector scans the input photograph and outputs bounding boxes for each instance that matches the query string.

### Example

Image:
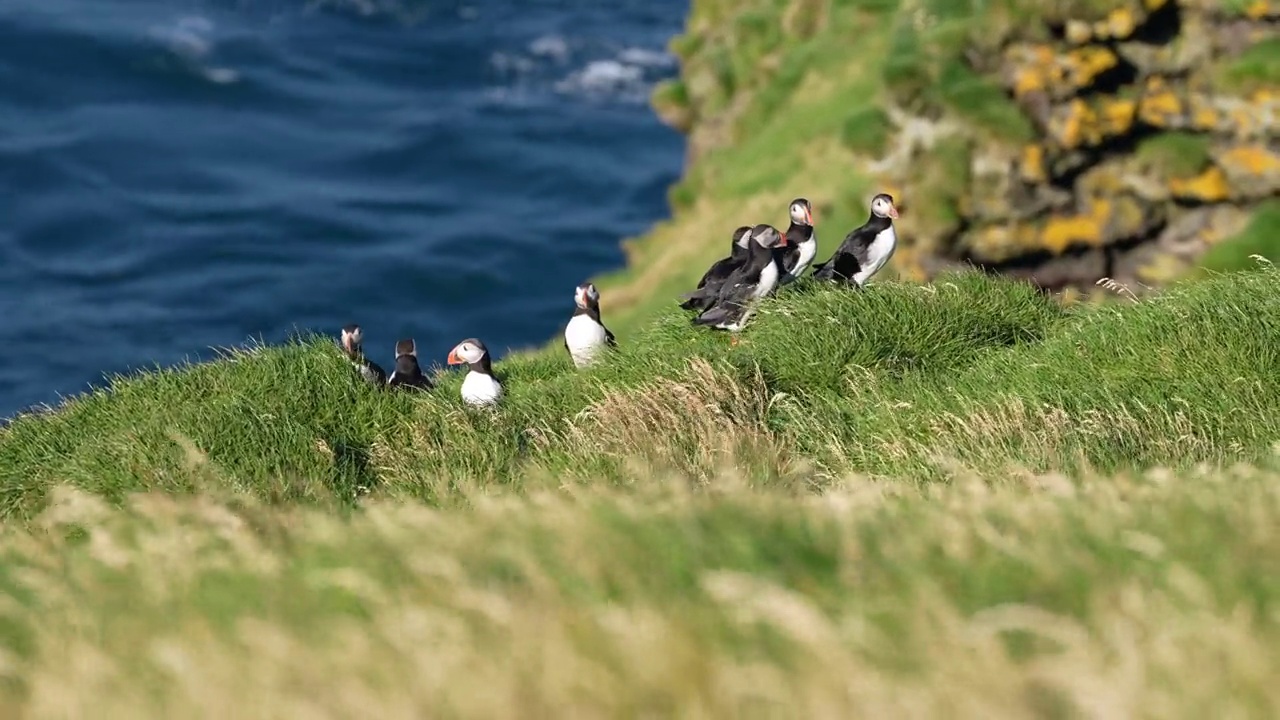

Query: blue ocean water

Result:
[0,0,686,418]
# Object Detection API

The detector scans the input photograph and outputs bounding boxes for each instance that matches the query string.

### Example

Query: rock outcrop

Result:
[653,0,1278,294]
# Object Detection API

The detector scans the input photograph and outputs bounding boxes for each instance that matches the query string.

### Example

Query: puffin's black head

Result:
[394,338,417,359]
[340,324,364,354]
[788,198,813,227]
[447,338,489,367]
[751,223,787,249]
[870,193,899,220]
[574,282,601,310]
[731,225,752,249]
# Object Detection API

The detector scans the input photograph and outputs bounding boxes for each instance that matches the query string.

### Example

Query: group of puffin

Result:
[337,192,899,408]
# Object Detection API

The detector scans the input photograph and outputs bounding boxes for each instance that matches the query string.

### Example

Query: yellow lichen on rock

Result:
[1047,97,1137,149]
[1041,206,1106,254]
[1244,0,1277,20]
[1019,145,1046,183]
[1169,166,1230,202]
[1005,45,1119,101]
[1215,144,1280,198]
[1138,78,1184,127]
[1098,8,1137,40]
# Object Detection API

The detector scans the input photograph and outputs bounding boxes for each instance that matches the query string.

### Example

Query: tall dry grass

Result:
[1,458,1277,718]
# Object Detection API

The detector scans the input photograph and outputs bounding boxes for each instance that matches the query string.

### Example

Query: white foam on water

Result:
[149,15,240,85]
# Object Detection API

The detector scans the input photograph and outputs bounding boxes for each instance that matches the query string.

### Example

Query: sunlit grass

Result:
[2,458,1279,716]
[3,266,1279,518]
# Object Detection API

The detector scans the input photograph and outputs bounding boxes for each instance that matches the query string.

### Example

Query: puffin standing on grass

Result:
[692,223,788,332]
[447,338,503,407]
[812,193,899,287]
[679,226,754,311]
[339,324,387,387]
[387,338,432,391]
[778,198,817,285]
[564,282,616,368]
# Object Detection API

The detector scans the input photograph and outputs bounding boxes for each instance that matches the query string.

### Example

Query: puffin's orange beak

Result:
[889,205,899,219]
[447,349,462,365]
[805,208,813,225]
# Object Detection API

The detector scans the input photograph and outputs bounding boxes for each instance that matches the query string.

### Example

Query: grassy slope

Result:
[3,267,1279,520]
[1,0,1279,709]
[1,265,1278,714]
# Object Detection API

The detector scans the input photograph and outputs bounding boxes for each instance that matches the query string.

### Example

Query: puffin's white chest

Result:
[714,260,781,332]
[564,314,608,368]
[461,371,503,407]
[782,236,817,284]
[752,259,780,299]
[855,225,897,286]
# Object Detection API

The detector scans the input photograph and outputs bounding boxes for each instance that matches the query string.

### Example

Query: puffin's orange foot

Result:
[730,336,741,347]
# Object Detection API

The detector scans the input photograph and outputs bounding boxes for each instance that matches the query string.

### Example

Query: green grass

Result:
[1136,132,1213,179]
[1199,200,1280,273]
[840,106,892,155]
[1214,37,1280,92]
[2,457,1279,714]
[3,267,1279,521]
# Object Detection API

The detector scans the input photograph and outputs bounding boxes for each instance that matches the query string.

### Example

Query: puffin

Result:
[678,226,753,312]
[447,337,503,407]
[564,281,616,368]
[386,338,432,391]
[339,324,387,387]
[778,198,817,285]
[692,223,788,332]
[811,193,899,287]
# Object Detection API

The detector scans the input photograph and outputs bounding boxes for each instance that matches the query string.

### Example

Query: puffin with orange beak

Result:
[778,198,817,285]
[812,193,899,288]
[447,338,503,407]
[564,282,616,368]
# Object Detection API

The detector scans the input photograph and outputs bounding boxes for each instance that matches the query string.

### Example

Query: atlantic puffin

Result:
[692,224,788,331]
[447,338,503,407]
[679,226,753,311]
[339,324,387,387]
[811,193,898,287]
[564,282,616,368]
[387,338,432,391]
[778,198,817,285]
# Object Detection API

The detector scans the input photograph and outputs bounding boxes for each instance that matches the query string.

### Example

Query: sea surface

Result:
[0,0,686,419]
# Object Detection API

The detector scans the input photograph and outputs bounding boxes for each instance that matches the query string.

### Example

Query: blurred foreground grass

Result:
[3,461,1279,717]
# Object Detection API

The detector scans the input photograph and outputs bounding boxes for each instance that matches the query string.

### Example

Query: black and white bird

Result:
[679,226,753,311]
[387,338,432,392]
[778,198,817,285]
[339,324,387,387]
[447,338,503,407]
[564,282,616,368]
[692,223,788,332]
[811,193,899,287]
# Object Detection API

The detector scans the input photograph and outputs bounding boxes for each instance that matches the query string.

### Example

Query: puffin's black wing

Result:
[692,265,759,327]
[813,225,876,281]
[681,255,744,310]
[605,326,617,347]
[695,255,739,289]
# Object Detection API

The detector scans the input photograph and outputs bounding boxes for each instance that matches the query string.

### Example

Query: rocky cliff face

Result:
[653,0,1278,294]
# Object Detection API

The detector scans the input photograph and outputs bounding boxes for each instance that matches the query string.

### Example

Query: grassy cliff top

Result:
[2,266,1278,519]
[0,266,1278,712]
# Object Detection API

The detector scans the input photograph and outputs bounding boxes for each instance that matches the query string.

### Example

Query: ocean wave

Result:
[488,34,675,105]
[147,16,240,85]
